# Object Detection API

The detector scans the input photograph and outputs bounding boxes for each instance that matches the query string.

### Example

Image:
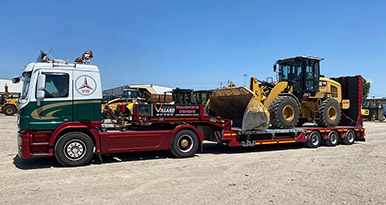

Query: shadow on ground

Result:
[13,142,306,170]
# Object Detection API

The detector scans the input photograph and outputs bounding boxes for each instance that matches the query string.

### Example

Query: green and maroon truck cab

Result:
[16,51,102,158]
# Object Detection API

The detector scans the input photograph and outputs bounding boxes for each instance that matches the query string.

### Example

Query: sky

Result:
[0,0,385,97]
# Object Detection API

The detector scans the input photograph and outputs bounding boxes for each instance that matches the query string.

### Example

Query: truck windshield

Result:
[21,73,31,99]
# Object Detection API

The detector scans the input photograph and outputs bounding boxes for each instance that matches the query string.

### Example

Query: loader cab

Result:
[173,89,212,105]
[121,88,153,103]
[276,56,323,96]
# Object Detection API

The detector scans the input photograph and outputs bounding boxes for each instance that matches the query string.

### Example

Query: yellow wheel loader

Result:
[0,84,18,116]
[208,56,349,130]
[102,87,173,126]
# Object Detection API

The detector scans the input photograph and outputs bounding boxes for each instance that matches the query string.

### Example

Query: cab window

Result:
[43,73,69,98]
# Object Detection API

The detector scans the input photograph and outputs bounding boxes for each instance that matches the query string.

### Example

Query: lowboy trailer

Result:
[18,103,365,166]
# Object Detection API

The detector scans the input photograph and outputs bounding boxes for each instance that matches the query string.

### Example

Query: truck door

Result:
[72,70,101,123]
[30,72,73,130]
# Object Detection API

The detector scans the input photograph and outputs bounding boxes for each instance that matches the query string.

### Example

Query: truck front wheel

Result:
[55,132,94,166]
[169,129,199,158]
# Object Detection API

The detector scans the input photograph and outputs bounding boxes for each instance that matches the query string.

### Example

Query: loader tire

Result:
[3,105,17,116]
[269,96,300,129]
[316,98,341,127]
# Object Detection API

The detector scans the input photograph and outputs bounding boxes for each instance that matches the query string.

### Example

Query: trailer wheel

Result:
[55,132,94,166]
[342,129,355,145]
[306,131,321,148]
[316,98,341,127]
[325,130,340,146]
[170,129,199,158]
[269,96,300,129]
[3,105,16,116]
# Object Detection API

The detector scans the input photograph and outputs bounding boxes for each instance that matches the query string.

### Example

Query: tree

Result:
[362,78,371,107]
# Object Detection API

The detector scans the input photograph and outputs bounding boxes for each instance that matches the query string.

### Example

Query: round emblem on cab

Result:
[75,75,97,96]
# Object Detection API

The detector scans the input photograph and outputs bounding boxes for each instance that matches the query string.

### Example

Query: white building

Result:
[0,78,23,97]
[103,84,173,96]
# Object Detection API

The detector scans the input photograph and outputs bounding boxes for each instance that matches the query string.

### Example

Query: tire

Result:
[169,129,199,158]
[306,131,321,148]
[325,130,340,146]
[3,105,16,116]
[316,98,341,127]
[342,129,355,145]
[269,96,300,128]
[55,132,94,166]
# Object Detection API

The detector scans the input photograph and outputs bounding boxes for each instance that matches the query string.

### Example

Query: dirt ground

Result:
[0,115,385,205]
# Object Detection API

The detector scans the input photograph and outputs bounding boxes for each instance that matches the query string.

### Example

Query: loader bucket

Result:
[208,87,270,130]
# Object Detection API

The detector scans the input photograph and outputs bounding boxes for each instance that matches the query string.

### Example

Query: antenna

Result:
[243,73,247,86]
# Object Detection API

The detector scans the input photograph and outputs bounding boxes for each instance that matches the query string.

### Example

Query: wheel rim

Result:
[178,134,194,153]
[6,108,13,114]
[282,105,295,122]
[330,132,338,145]
[347,131,355,143]
[64,139,86,161]
[312,134,319,146]
[328,106,337,121]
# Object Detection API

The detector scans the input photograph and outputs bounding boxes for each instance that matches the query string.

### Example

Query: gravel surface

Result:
[0,115,385,204]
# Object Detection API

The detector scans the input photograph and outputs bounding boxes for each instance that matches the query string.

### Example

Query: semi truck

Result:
[14,51,365,166]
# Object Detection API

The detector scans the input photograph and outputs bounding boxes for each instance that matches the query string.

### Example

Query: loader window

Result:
[281,65,289,81]
[280,65,301,82]
[122,90,139,99]
[304,62,319,93]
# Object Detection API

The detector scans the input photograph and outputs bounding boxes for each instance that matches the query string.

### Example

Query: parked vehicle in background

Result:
[0,84,18,116]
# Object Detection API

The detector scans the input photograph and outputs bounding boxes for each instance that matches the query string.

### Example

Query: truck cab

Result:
[15,51,102,132]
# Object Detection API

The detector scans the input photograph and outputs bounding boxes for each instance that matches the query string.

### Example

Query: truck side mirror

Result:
[12,76,20,84]
[36,74,46,106]
[273,64,277,72]
[37,90,45,99]
[37,74,46,91]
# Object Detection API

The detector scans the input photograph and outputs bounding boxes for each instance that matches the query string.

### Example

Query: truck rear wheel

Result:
[3,105,16,116]
[325,130,340,146]
[55,132,94,166]
[342,129,355,145]
[169,129,199,158]
[306,131,321,148]
[269,96,300,128]
[316,98,341,127]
